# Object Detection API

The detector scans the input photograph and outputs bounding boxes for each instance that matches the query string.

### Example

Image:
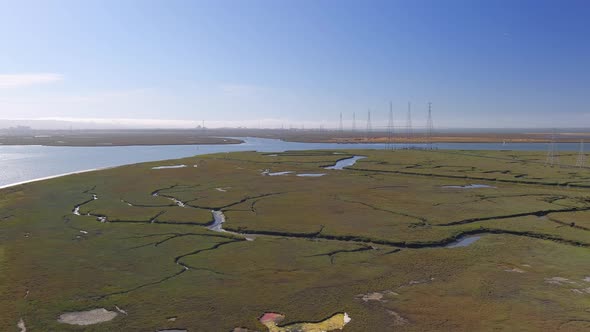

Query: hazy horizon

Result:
[3,118,590,133]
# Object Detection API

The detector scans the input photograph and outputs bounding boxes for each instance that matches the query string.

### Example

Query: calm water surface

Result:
[0,137,580,188]
[325,156,367,170]
[445,236,482,248]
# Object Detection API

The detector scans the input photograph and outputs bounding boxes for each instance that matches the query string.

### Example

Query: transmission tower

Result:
[339,112,343,132]
[366,110,372,141]
[405,102,413,149]
[387,101,394,150]
[576,140,586,168]
[545,130,560,166]
[426,102,434,150]
[352,112,356,131]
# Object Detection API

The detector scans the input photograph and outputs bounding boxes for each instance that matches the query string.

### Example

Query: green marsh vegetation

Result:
[1,149,589,331]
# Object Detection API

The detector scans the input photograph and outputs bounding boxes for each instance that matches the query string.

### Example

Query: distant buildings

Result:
[0,125,33,135]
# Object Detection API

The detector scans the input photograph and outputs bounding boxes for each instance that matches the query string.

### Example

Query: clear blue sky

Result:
[0,0,588,129]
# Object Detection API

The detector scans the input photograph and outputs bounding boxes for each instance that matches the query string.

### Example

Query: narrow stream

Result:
[72,194,106,222]
[71,193,493,249]
[261,170,294,176]
[152,192,185,207]
[73,195,98,216]
[151,165,187,170]
[445,235,481,248]
[208,210,255,241]
[69,186,519,253]
[442,184,495,189]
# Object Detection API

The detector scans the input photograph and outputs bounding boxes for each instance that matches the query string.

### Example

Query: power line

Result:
[405,102,413,149]
[339,112,343,132]
[366,109,372,141]
[352,112,356,131]
[577,140,586,167]
[426,102,434,150]
[387,101,394,150]
[545,129,560,167]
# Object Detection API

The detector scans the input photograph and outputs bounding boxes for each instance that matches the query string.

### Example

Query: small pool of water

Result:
[445,235,481,248]
[325,156,366,170]
[152,165,187,170]
[442,184,496,189]
[57,308,118,326]
[261,170,294,176]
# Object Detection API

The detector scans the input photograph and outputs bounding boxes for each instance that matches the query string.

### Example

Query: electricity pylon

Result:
[405,102,413,149]
[387,101,394,150]
[576,140,586,168]
[545,130,560,166]
[426,102,434,150]
[365,110,372,141]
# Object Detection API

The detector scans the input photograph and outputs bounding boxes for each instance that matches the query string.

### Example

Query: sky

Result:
[0,0,589,129]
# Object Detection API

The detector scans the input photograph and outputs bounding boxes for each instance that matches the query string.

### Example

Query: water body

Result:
[57,308,118,326]
[0,137,582,188]
[445,236,482,248]
[442,184,496,189]
[325,156,367,170]
[151,164,187,170]
[265,171,294,176]
[208,210,255,241]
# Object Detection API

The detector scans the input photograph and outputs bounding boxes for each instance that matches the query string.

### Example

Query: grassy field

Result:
[1,149,589,331]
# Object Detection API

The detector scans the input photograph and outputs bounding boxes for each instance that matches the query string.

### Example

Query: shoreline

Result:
[0,141,244,147]
[0,168,107,190]
[0,136,244,147]
[1,138,586,190]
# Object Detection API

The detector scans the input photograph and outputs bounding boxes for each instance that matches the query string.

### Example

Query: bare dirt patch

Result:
[356,290,399,302]
[57,308,118,325]
[545,277,578,286]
